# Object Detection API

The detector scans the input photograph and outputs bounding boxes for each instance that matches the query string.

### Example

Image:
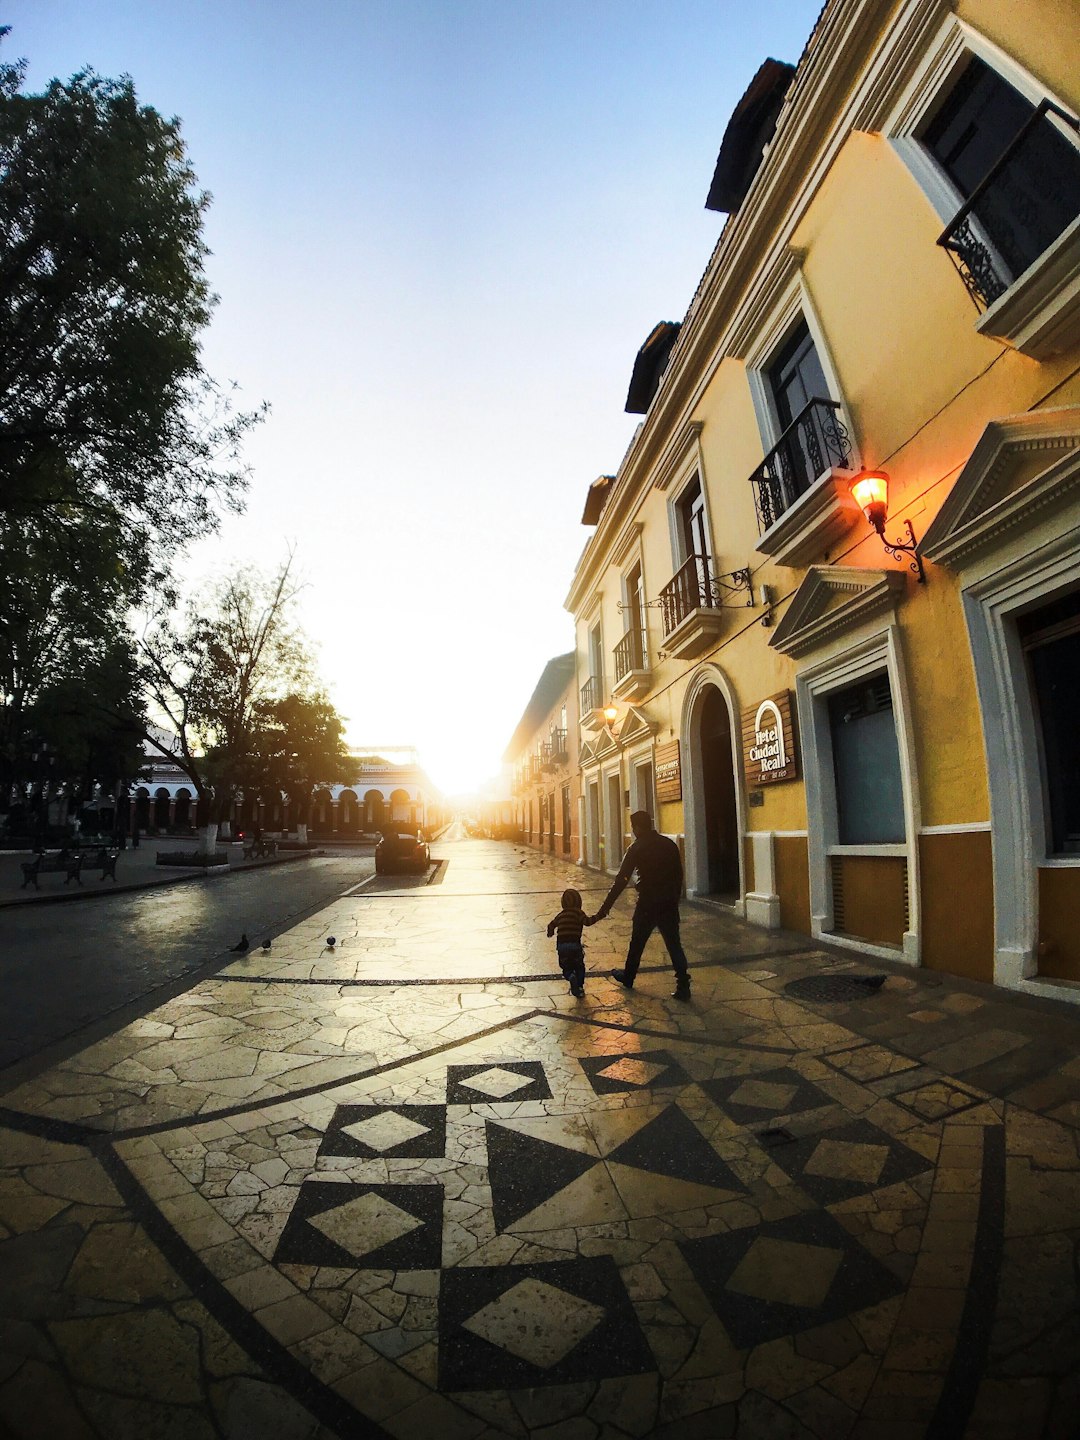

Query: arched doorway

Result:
[364,790,385,830]
[683,671,743,901]
[338,790,358,834]
[700,688,741,899]
[312,790,332,832]
[154,788,170,830]
[390,788,411,822]
[135,787,150,832]
[174,788,192,830]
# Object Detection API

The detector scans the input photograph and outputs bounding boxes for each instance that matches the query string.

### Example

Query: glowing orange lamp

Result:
[603,703,619,726]
[849,468,925,583]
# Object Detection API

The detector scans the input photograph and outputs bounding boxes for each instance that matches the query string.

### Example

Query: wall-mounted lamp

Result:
[602,703,619,726]
[849,469,926,583]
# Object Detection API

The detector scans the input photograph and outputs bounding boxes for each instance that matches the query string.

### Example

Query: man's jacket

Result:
[601,829,683,913]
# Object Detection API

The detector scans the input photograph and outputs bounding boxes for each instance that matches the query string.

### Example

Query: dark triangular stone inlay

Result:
[606,1105,744,1192]
[486,1122,598,1231]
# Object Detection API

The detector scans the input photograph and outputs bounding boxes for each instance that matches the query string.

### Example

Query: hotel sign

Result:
[655,740,682,803]
[741,691,798,786]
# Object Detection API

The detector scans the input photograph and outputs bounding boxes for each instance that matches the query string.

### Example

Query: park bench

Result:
[21,851,84,889]
[242,837,278,860]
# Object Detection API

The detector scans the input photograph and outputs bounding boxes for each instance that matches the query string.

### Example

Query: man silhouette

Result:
[591,810,691,1000]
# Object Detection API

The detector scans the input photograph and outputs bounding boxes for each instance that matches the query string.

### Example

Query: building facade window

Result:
[623,560,647,669]
[1019,591,1080,856]
[922,55,1080,304]
[828,675,906,846]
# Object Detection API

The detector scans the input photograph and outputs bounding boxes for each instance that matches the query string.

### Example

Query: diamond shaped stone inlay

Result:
[596,1058,668,1087]
[307,1192,421,1257]
[341,1112,431,1152]
[728,1079,799,1111]
[803,1138,888,1185]
[462,1278,605,1368]
[460,1067,534,1098]
[727,1237,843,1309]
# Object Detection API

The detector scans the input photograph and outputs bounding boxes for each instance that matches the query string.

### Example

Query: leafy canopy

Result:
[0,36,263,590]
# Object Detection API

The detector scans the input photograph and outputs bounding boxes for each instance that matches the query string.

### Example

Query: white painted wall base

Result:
[745,892,782,927]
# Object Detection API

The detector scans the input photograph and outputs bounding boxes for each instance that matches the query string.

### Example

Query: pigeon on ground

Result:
[229,934,249,953]
[261,939,272,952]
[326,936,336,948]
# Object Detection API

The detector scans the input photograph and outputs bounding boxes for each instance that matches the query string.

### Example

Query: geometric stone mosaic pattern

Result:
[439,1256,654,1390]
[764,1116,935,1205]
[578,1048,691,1094]
[2,837,1079,1440]
[701,1064,834,1125]
[316,1102,447,1159]
[679,1207,906,1348]
[274,1179,444,1269]
[445,1060,552,1103]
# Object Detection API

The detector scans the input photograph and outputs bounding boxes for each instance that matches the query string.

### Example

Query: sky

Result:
[7,0,823,796]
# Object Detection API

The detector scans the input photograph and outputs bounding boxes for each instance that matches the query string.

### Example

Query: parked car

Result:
[375,827,431,875]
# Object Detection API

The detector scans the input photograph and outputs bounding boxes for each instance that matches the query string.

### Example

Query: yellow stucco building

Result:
[563,0,1080,1002]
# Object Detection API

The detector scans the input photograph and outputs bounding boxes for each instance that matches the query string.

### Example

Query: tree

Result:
[0,505,136,808]
[0,37,264,592]
[0,36,264,817]
[250,692,353,837]
[138,557,339,847]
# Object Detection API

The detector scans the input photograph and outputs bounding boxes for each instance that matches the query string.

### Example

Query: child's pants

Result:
[556,942,585,987]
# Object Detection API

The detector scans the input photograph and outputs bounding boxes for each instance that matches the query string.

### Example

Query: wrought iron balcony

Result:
[549,727,568,761]
[750,398,852,534]
[613,629,647,683]
[659,554,720,636]
[580,674,600,715]
[938,100,1080,311]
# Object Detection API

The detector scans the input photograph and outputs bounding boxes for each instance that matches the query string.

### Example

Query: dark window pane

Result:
[769,321,830,429]
[828,676,906,845]
[1021,593,1080,855]
[923,56,1080,282]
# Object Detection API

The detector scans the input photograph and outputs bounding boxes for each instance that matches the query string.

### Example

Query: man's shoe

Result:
[610,969,633,990]
[570,982,584,997]
[672,978,692,1001]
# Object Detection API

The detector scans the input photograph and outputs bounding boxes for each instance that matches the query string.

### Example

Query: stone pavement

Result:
[1,837,1078,1439]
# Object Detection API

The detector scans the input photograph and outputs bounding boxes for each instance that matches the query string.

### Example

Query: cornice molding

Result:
[920,408,1080,570]
[652,421,704,494]
[616,705,658,748]
[770,565,905,658]
[611,522,644,569]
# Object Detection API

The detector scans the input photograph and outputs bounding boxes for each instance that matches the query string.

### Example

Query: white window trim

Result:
[601,759,625,874]
[742,267,856,465]
[619,547,650,667]
[796,624,922,966]
[665,441,718,574]
[625,739,656,818]
[583,771,602,870]
[885,15,1080,359]
[962,531,1080,999]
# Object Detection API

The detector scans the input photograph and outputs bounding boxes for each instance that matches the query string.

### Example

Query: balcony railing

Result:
[613,629,647,683]
[580,674,600,715]
[660,553,723,636]
[938,100,1080,311]
[750,397,852,534]
[549,727,568,761]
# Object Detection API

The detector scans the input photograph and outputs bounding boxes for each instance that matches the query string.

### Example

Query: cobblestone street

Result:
[2,834,1078,1439]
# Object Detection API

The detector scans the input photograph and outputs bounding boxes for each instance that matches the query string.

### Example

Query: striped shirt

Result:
[547,907,593,944]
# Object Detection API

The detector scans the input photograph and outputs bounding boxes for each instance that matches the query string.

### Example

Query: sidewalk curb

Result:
[0,848,317,910]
